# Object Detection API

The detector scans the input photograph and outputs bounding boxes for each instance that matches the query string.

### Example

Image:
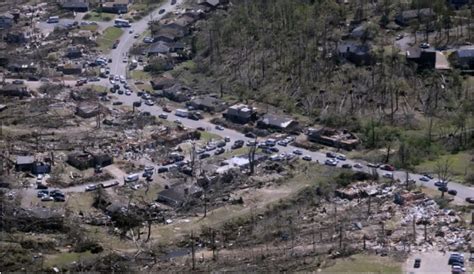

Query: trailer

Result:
[175,109,189,118]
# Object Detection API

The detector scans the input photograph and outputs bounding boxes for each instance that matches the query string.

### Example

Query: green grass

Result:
[84,11,114,22]
[79,24,99,32]
[415,151,474,184]
[136,83,154,92]
[45,251,93,267]
[97,27,124,52]
[199,131,223,142]
[85,84,108,94]
[130,70,151,81]
[323,254,402,273]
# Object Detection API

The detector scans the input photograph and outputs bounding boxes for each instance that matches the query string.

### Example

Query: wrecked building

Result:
[151,126,200,146]
[156,183,203,207]
[307,127,359,150]
[67,151,113,170]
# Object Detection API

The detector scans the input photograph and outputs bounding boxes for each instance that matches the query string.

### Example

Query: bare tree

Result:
[248,137,257,175]
[435,158,453,198]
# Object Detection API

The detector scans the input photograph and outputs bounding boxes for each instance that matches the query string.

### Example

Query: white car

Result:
[145,100,154,106]
[354,163,363,169]
[325,159,338,166]
[419,176,430,182]
[292,149,303,155]
[125,90,131,96]
[302,155,312,161]
[336,154,346,161]
[383,173,394,179]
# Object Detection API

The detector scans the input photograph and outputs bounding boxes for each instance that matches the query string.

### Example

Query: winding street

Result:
[10,0,474,202]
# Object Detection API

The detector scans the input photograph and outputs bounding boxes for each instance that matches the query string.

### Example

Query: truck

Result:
[114,18,131,28]
[47,16,59,23]
[112,40,120,49]
[124,173,139,183]
[175,109,189,118]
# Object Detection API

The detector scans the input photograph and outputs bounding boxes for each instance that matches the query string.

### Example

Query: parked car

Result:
[434,180,447,187]
[224,136,231,142]
[158,113,168,119]
[336,154,346,161]
[419,176,431,182]
[419,42,430,49]
[159,9,165,14]
[292,149,303,155]
[302,155,312,161]
[326,152,336,158]
[466,197,474,204]
[245,132,256,138]
[157,167,169,173]
[447,189,457,196]
[367,163,380,168]
[214,148,225,155]
[85,184,97,191]
[341,163,352,169]
[438,186,448,192]
[325,159,338,166]
[37,190,49,198]
[413,258,421,268]
[41,196,54,202]
[215,125,224,130]
[199,153,211,159]
[54,196,65,202]
[383,173,394,179]
[354,163,363,169]
[380,164,395,171]
[423,173,434,179]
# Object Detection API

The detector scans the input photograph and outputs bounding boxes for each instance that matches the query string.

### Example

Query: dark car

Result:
[438,186,448,192]
[326,152,336,158]
[466,197,474,204]
[214,148,225,155]
[157,167,169,173]
[245,132,256,138]
[197,127,205,131]
[413,258,421,268]
[269,147,279,152]
[380,164,395,171]
[447,189,457,196]
[54,196,65,202]
[112,101,123,105]
[118,89,124,95]
[12,79,25,84]
[341,163,352,169]
[423,173,434,179]
[37,190,49,198]
[36,184,48,189]
[159,9,165,14]
[158,114,168,119]
[171,0,176,4]
[199,153,211,159]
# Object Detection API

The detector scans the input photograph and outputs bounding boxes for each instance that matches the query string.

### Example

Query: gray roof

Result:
[16,156,34,165]
[260,114,294,128]
[148,41,170,54]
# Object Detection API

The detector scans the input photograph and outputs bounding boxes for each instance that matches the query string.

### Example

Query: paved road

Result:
[13,0,474,202]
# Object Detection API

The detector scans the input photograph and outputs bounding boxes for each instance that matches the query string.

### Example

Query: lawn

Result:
[323,254,402,273]
[130,70,152,81]
[83,11,114,22]
[199,131,223,142]
[97,27,124,52]
[79,24,99,32]
[415,151,474,184]
[85,84,108,94]
[45,251,93,268]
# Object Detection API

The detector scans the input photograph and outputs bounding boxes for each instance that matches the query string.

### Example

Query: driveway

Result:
[404,251,472,274]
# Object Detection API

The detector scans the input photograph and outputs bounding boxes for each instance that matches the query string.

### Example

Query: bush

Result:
[83,14,92,20]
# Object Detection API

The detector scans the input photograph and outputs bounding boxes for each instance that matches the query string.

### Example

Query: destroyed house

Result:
[163,84,193,102]
[7,61,37,73]
[15,156,35,172]
[61,0,89,12]
[337,42,374,66]
[307,128,359,150]
[257,114,298,132]
[67,151,113,170]
[152,128,200,146]
[100,0,130,14]
[4,31,28,44]
[395,8,435,26]
[0,12,14,29]
[150,77,175,90]
[188,96,226,113]
[147,41,171,56]
[60,63,82,75]
[0,84,29,97]
[224,103,256,124]
[156,183,202,207]
[76,103,101,118]
[65,46,82,59]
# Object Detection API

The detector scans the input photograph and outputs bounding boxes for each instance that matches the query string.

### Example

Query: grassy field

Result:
[130,70,151,81]
[45,251,93,268]
[84,11,114,22]
[79,24,99,32]
[323,254,402,273]
[85,84,108,94]
[97,27,124,52]
[415,151,473,184]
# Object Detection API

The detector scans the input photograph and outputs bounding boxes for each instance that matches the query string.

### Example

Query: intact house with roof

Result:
[59,63,83,75]
[307,127,360,150]
[188,95,227,113]
[100,0,131,14]
[60,0,89,12]
[257,113,299,132]
[450,46,474,71]
[197,0,229,10]
[337,41,374,66]
[15,156,51,174]
[0,84,30,97]
[223,103,257,124]
[406,48,450,70]
[146,41,171,56]
[395,8,435,26]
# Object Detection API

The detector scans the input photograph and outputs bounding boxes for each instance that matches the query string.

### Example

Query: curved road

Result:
[15,0,474,202]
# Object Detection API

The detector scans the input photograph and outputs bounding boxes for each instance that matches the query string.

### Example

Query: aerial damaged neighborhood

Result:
[0,0,473,272]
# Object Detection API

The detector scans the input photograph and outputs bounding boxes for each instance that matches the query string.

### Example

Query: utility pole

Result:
[191,231,196,270]
[367,195,372,216]
[413,216,416,242]
[339,225,343,249]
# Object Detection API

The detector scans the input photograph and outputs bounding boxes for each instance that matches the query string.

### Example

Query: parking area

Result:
[405,251,472,274]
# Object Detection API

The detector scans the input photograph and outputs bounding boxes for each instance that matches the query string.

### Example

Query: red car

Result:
[380,164,395,171]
